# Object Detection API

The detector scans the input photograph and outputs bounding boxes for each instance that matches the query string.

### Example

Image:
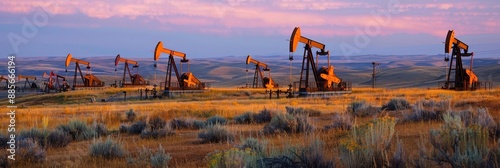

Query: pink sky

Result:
[1,0,499,57]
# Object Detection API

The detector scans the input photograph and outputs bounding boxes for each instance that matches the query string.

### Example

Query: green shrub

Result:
[263,114,313,134]
[56,120,97,141]
[47,129,71,148]
[89,137,126,159]
[207,116,227,126]
[347,101,381,117]
[198,125,234,143]
[382,98,410,110]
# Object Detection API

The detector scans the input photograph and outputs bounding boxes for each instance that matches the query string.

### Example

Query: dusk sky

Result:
[1,0,500,58]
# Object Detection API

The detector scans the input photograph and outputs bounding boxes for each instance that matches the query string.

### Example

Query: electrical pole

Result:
[372,62,381,88]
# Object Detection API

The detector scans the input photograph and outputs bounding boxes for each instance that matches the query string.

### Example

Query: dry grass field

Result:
[1,87,500,167]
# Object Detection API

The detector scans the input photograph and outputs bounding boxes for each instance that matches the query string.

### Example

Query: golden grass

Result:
[1,87,499,167]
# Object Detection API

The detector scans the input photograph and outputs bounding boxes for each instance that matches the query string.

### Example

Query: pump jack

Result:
[154,41,204,91]
[246,55,275,89]
[114,55,148,87]
[289,27,345,93]
[18,74,38,89]
[65,54,105,89]
[42,71,69,93]
[443,30,478,91]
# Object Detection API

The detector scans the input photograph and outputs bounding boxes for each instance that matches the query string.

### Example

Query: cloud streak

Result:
[0,0,499,37]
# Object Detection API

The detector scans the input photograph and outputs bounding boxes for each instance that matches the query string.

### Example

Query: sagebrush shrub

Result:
[426,113,490,167]
[47,129,71,148]
[148,116,167,130]
[338,116,397,167]
[141,124,175,139]
[93,123,108,136]
[126,109,137,122]
[238,137,266,155]
[382,98,410,110]
[206,116,227,126]
[198,125,234,143]
[150,145,171,168]
[234,112,255,124]
[254,108,273,123]
[207,148,260,168]
[57,120,97,141]
[128,121,147,134]
[193,120,207,129]
[0,134,9,148]
[170,118,206,129]
[262,139,333,168]
[285,106,321,117]
[17,139,46,162]
[119,124,129,133]
[347,101,380,117]
[89,137,126,159]
[18,128,49,148]
[324,113,353,130]
[402,102,442,122]
[263,113,313,134]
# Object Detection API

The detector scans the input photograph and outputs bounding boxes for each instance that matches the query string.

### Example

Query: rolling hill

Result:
[1,54,498,89]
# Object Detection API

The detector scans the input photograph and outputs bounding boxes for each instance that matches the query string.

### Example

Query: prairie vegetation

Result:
[0,87,499,167]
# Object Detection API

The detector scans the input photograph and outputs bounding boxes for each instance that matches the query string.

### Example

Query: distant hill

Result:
[1,55,498,89]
